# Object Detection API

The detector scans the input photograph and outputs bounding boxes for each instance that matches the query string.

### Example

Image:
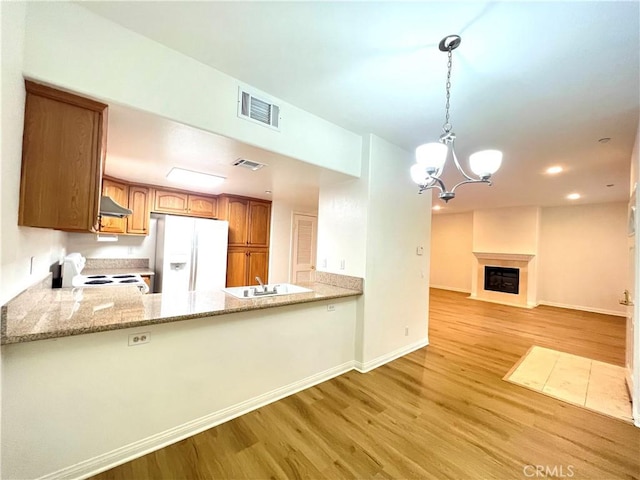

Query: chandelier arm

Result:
[419,176,447,193]
[448,140,477,183]
[450,178,491,194]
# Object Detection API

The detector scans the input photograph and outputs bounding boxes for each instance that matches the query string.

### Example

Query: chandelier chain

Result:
[443,48,453,133]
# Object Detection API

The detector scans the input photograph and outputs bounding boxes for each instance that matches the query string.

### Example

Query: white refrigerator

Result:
[154,214,229,293]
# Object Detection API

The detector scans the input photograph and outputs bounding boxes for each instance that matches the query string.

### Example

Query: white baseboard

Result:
[354,338,429,373]
[41,361,355,480]
[429,285,471,294]
[39,340,433,480]
[538,300,626,317]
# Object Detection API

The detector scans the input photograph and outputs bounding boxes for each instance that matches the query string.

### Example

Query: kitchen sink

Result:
[222,283,312,299]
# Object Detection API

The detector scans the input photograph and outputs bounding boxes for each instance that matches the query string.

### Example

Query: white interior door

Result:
[291,214,317,283]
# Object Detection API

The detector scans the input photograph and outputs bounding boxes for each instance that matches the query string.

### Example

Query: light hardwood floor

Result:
[92,289,639,480]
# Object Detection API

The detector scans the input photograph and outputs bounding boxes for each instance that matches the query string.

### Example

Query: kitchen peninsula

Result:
[1,272,362,345]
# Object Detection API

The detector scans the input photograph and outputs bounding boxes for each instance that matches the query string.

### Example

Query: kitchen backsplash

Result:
[84,258,150,269]
[65,218,158,269]
[315,272,363,291]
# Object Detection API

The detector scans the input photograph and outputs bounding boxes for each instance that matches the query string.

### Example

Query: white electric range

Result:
[63,253,149,293]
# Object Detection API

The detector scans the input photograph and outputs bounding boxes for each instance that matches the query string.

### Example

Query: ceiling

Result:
[83,1,640,214]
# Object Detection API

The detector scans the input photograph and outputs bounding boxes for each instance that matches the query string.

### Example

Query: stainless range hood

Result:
[99,196,132,218]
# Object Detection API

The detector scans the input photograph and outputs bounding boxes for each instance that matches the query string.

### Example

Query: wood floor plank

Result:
[91,289,639,480]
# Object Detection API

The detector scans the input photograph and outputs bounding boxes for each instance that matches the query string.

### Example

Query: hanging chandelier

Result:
[410,35,503,202]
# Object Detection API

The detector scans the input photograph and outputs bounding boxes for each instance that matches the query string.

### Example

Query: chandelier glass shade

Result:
[411,35,502,203]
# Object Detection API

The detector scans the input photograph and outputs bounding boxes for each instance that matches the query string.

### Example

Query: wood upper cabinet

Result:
[100,179,128,234]
[153,190,189,214]
[248,201,271,247]
[99,177,150,236]
[218,195,271,247]
[188,194,217,218]
[225,197,249,246]
[126,186,150,235]
[18,81,107,232]
[153,189,217,218]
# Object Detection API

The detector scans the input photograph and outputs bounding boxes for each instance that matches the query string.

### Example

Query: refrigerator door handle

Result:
[190,232,199,291]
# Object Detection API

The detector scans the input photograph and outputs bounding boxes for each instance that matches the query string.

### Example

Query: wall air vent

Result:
[233,158,267,171]
[238,88,280,130]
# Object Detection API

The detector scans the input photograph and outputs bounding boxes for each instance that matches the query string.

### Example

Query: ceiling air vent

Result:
[233,158,267,171]
[238,88,280,130]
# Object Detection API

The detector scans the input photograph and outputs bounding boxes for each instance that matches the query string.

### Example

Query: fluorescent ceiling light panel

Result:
[166,167,225,188]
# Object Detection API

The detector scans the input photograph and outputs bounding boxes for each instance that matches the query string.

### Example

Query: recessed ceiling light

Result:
[598,137,611,144]
[567,193,581,200]
[265,190,272,194]
[546,166,563,175]
[432,205,442,211]
[166,167,225,188]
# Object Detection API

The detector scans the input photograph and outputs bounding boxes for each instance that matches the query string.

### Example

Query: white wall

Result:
[65,218,159,269]
[430,212,473,292]
[318,135,430,368]
[538,203,627,315]
[431,204,627,315]
[0,1,66,307]
[22,2,362,178]
[473,206,540,254]
[358,135,430,367]
[2,298,356,479]
[316,176,369,277]
[269,199,317,284]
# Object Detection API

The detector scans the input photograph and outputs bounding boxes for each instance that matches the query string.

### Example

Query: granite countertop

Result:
[1,273,363,345]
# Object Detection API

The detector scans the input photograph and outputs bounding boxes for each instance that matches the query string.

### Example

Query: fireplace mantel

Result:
[473,252,535,262]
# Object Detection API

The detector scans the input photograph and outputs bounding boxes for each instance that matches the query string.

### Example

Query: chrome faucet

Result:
[255,276,266,292]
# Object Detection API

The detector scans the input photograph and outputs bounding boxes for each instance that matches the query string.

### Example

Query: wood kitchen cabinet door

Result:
[225,249,269,287]
[100,179,128,234]
[226,197,249,246]
[247,250,269,284]
[248,201,271,247]
[154,190,189,214]
[226,249,249,287]
[126,186,150,235]
[188,195,217,218]
[18,81,106,232]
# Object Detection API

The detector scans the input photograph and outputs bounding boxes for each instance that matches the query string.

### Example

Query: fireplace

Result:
[484,266,519,294]
[472,252,536,308]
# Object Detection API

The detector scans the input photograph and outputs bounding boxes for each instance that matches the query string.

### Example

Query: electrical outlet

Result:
[327,304,336,312]
[128,332,151,346]
[29,256,35,275]
[340,259,345,270]
[322,258,328,268]
[405,326,409,336]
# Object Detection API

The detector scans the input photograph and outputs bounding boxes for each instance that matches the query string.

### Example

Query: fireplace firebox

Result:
[484,266,519,295]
